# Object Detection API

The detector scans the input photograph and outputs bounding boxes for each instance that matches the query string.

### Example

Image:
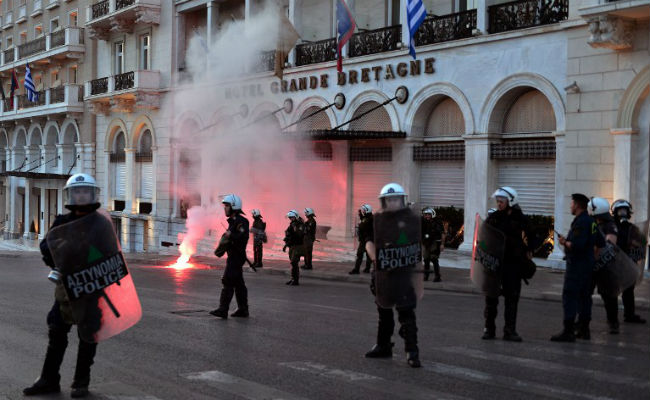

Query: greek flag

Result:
[407,0,427,59]
[24,63,38,102]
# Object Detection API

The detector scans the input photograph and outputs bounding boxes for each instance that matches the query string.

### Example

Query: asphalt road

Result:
[1,253,648,400]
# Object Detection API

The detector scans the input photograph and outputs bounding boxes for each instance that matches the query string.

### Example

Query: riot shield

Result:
[630,221,648,283]
[594,241,639,296]
[46,209,142,343]
[373,208,423,308]
[470,213,505,298]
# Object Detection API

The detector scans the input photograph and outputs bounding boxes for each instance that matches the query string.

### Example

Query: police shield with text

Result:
[349,204,374,274]
[302,208,317,270]
[24,173,142,398]
[365,183,423,368]
[210,194,250,319]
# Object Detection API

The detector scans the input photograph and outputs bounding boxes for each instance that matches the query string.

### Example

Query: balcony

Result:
[414,10,477,46]
[488,0,569,34]
[85,70,161,114]
[46,0,61,10]
[31,0,44,17]
[15,4,27,24]
[0,85,84,122]
[349,25,402,58]
[295,38,337,67]
[579,0,649,50]
[0,27,85,71]
[86,0,161,40]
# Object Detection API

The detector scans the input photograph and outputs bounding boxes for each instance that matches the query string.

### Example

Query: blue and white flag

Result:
[407,0,427,59]
[24,63,38,103]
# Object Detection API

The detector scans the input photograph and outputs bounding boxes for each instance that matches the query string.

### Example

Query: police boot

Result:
[70,340,96,398]
[423,260,431,281]
[363,259,371,273]
[482,298,497,340]
[550,320,576,342]
[24,326,69,395]
[503,297,522,342]
[365,343,393,358]
[605,297,620,334]
[574,319,591,340]
[210,287,234,319]
[624,315,646,324]
[288,263,300,286]
[23,378,61,396]
[231,286,249,318]
[432,260,441,282]
[406,350,421,368]
[608,321,620,334]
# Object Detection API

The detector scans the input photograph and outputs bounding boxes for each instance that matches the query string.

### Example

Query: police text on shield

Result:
[65,253,128,299]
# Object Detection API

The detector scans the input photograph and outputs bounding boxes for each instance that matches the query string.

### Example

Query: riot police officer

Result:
[283,210,306,286]
[24,174,103,398]
[482,187,533,342]
[551,193,596,342]
[349,204,374,274]
[251,209,267,269]
[302,208,317,270]
[611,199,646,324]
[365,183,422,368]
[210,194,250,319]
[421,207,446,282]
[588,197,621,334]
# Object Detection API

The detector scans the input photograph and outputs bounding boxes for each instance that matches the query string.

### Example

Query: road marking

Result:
[440,346,649,389]
[83,382,165,400]
[182,370,309,400]
[523,340,628,361]
[280,361,471,400]
[264,297,373,314]
[424,361,615,400]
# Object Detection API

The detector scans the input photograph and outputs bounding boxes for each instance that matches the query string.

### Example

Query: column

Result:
[331,141,348,240]
[23,178,31,239]
[458,134,498,253]
[392,140,418,204]
[104,150,111,210]
[151,146,158,216]
[288,0,298,66]
[611,128,636,201]
[39,187,46,240]
[476,0,488,35]
[171,141,179,218]
[245,0,252,32]
[206,1,218,48]
[124,147,136,214]
[399,0,409,48]
[548,131,567,263]
[6,149,15,237]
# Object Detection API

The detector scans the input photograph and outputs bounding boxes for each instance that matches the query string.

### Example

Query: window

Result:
[114,41,124,74]
[19,31,27,44]
[51,70,59,86]
[69,10,78,27]
[34,24,43,38]
[457,0,478,11]
[6,37,13,49]
[49,18,59,32]
[139,34,151,70]
[68,66,77,84]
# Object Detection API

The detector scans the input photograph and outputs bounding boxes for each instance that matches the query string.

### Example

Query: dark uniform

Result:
[212,213,250,318]
[26,213,98,395]
[251,216,266,269]
[303,215,317,270]
[483,206,533,341]
[593,218,620,332]
[553,210,597,341]
[284,217,306,285]
[616,219,647,323]
[350,212,374,274]
[421,216,445,281]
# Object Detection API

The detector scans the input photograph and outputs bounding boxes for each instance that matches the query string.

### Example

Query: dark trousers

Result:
[353,241,372,272]
[289,246,305,282]
[218,263,248,312]
[304,239,314,269]
[622,285,638,318]
[376,305,418,352]
[253,241,263,268]
[562,274,593,323]
[591,274,619,324]
[422,242,441,279]
[41,302,97,388]
[484,270,521,333]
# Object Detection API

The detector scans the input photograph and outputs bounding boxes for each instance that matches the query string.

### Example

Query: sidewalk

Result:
[126,251,650,310]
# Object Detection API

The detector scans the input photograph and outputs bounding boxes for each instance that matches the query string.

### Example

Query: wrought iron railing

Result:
[18,36,46,59]
[109,153,126,163]
[295,37,337,66]
[50,86,65,103]
[488,0,568,34]
[90,77,108,95]
[4,48,15,64]
[414,10,477,46]
[135,152,153,162]
[18,91,46,109]
[349,25,401,58]
[115,71,135,91]
[116,0,135,10]
[50,29,66,48]
[91,0,110,20]
[256,50,276,72]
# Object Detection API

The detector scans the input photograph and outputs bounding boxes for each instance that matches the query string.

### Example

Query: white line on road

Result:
[264,297,374,314]
[182,370,310,400]
[440,346,649,389]
[280,361,472,400]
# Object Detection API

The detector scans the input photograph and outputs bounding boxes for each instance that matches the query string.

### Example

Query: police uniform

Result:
[284,217,306,285]
[350,213,374,274]
[251,216,266,269]
[303,215,317,270]
[483,206,533,341]
[421,216,445,281]
[616,218,647,323]
[593,218,620,332]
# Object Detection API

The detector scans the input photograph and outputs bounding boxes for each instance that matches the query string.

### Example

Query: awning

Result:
[0,171,71,180]
[299,129,406,140]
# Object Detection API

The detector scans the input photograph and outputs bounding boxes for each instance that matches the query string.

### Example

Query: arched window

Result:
[503,90,556,133]
[425,98,465,137]
[139,129,153,154]
[111,130,127,205]
[350,101,392,132]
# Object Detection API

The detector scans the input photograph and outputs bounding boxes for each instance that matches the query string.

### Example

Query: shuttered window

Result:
[426,98,465,137]
[503,90,556,133]
[140,163,153,199]
[115,163,126,198]
[350,101,392,132]
[351,161,393,231]
[497,160,555,215]
[420,160,465,208]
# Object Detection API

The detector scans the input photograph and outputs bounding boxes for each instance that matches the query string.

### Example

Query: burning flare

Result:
[166,245,195,270]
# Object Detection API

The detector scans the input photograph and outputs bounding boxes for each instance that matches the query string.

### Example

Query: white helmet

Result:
[611,199,632,214]
[287,209,299,219]
[379,183,406,198]
[360,204,372,215]
[492,186,518,206]
[587,197,610,216]
[251,209,261,218]
[222,194,242,211]
[304,207,315,217]
[422,207,436,217]
[487,208,497,214]
[64,173,100,207]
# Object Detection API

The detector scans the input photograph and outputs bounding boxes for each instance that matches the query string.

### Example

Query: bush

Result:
[434,206,464,249]
[527,214,554,258]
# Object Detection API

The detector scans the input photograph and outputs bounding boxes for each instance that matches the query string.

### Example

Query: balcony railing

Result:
[50,29,66,48]
[116,0,135,10]
[18,37,46,59]
[488,0,569,34]
[90,77,109,95]
[109,153,126,163]
[349,25,402,58]
[50,86,65,103]
[92,0,110,20]
[115,71,135,91]
[296,38,337,67]
[4,49,15,64]
[135,152,153,162]
[414,10,477,46]
[18,91,47,109]
[0,85,84,116]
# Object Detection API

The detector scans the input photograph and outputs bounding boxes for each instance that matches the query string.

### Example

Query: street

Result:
[1,252,648,400]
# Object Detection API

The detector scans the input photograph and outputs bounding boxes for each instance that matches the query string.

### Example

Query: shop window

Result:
[114,200,125,211]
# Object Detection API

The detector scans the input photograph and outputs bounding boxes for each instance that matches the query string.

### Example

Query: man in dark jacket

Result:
[283,210,305,286]
[302,208,317,270]
[551,193,597,342]
[482,187,533,342]
[210,194,250,319]
[251,209,267,269]
[421,207,446,282]
[349,204,374,274]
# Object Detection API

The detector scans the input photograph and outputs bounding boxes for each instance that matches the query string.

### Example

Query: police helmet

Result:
[222,194,242,211]
[304,207,315,217]
[287,209,299,219]
[64,173,100,207]
[251,209,262,218]
[492,187,518,206]
[587,197,610,217]
[611,199,632,220]
[487,208,497,215]
[422,207,436,217]
[379,183,407,209]
[360,204,372,215]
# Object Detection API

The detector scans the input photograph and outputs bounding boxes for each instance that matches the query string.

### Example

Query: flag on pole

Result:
[407,0,427,59]
[9,69,19,109]
[0,79,6,111]
[25,63,38,103]
[274,8,300,80]
[336,0,356,73]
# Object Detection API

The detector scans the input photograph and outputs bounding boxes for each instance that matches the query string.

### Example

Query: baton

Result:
[101,292,121,318]
[554,229,563,238]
